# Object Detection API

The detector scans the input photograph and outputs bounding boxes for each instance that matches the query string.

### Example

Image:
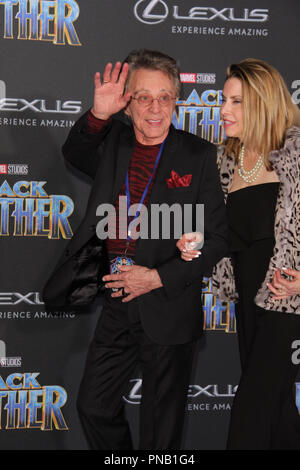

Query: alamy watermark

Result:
[291,340,300,365]
[95,196,204,245]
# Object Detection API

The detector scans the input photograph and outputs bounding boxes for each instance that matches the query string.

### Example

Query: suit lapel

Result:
[148,126,179,204]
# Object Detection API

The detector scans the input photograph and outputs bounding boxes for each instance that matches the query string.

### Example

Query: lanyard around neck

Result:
[125,139,166,241]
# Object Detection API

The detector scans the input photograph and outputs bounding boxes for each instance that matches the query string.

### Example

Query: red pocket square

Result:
[166,170,192,188]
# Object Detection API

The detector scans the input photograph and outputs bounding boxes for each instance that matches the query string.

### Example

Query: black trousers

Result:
[227,306,300,450]
[77,295,197,450]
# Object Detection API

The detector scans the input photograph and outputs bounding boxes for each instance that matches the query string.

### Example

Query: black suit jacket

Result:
[43,112,228,345]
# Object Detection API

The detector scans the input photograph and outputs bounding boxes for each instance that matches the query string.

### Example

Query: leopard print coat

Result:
[212,126,300,313]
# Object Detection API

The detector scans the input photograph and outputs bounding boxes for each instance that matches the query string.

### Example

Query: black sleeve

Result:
[62,111,113,179]
[156,143,229,299]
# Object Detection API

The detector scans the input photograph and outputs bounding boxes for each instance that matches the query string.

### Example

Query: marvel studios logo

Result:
[180,73,216,84]
[0,356,22,367]
[0,341,22,368]
[0,163,28,175]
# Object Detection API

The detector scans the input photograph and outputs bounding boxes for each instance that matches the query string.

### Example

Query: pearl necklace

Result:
[238,144,264,183]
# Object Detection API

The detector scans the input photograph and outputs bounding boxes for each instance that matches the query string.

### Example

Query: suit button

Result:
[65,249,70,257]
[185,282,191,287]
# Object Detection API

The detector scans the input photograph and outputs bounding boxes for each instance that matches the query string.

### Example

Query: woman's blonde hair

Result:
[224,58,300,169]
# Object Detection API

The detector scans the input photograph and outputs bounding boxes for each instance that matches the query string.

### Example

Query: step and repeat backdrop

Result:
[0,0,299,450]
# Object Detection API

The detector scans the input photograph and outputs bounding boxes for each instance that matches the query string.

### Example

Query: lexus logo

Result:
[123,379,237,404]
[134,1,269,25]
[0,340,6,358]
[0,80,5,100]
[134,0,169,25]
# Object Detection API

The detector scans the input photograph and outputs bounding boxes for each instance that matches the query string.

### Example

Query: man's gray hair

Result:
[123,49,181,98]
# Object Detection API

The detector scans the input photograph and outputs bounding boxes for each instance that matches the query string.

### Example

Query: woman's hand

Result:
[267,268,300,300]
[176,232,203,262]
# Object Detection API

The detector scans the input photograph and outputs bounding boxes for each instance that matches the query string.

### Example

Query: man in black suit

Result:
[43,50,228,450]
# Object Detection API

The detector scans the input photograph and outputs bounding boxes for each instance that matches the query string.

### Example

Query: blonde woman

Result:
[177,59,300,449]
